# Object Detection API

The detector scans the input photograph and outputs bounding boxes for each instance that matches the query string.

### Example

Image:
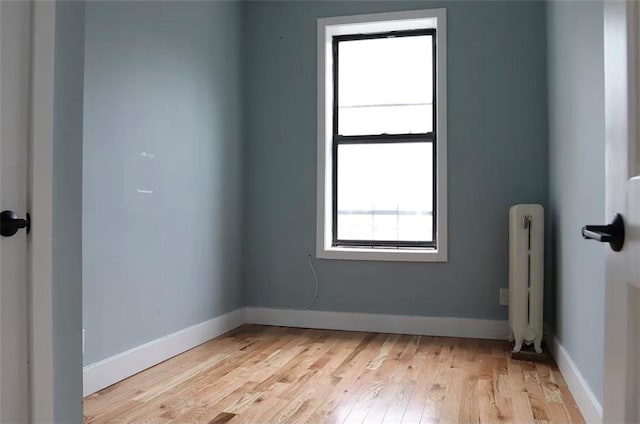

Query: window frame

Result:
[332,29,437,249]
[316,9,447,262]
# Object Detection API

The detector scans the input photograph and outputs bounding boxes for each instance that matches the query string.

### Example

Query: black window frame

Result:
[331,28,437,249]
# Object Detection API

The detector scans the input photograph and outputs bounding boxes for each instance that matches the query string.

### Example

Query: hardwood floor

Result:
[83,325,585,424]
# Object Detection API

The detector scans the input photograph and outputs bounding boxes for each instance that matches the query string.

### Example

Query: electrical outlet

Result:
[82,329,85,355]
[499,288,509,306]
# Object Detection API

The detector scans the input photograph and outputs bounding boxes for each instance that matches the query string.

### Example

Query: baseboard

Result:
[245,307,509,340]
[82,308,245,397]
[550,336,603,424]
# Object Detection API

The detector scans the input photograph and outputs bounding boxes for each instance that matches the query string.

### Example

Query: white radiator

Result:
[509,204,544,353]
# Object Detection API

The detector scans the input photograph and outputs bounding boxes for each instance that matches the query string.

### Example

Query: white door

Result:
[602,1,640,423]
[0,0,32,422]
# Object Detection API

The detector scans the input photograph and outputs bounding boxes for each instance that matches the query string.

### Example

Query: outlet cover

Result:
[499,288,509,306]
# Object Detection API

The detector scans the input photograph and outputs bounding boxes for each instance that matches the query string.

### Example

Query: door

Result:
[0,0,32,422]
[602,1,640,422]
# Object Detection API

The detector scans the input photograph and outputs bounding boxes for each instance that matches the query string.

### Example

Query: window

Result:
[317,9,447,262]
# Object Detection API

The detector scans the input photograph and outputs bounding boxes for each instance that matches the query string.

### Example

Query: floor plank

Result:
[83,325,586,424]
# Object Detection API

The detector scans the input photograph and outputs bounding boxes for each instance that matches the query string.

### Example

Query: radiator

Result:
[509,204,544,353]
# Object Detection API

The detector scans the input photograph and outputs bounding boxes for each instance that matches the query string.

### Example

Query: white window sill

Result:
[317,246,447,262]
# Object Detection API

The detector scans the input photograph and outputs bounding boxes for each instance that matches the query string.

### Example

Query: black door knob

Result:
[582,213,625,252]
[0,210,30,237]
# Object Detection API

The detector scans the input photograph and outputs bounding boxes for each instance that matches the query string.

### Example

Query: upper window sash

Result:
[332,29,436,139]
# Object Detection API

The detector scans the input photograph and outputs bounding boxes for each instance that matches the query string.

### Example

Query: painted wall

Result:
[82,1,244,365]
[547,0,605,404]
[53,1,85,421]
[242,1,548,319]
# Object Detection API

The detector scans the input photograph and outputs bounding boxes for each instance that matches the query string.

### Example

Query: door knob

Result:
[582,213,624,252]
[0,210,30,237]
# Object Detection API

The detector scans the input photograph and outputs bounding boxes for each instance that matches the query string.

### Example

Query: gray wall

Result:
[242,1,549,319]
[82,1,244,365]
[53,1,85,421]
[547,1,605,403]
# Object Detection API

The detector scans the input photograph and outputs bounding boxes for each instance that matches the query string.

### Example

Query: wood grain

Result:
[84,325,585,424]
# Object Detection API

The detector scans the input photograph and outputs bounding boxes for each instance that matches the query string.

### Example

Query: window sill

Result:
[316,246,447,262]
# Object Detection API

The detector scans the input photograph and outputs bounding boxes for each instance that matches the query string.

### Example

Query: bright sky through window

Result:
[337,142,433,242]
[335,32,435,245]
[338,35,433,136]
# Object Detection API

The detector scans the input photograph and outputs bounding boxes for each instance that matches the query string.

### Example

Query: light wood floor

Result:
[83,325,585,424]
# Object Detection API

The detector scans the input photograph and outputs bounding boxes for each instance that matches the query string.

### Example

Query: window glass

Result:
[338,35,433,136]
[337,142,434,242]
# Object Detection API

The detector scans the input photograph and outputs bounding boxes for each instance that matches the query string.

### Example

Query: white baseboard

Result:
[550,336,603,424]
[245,307,509,340]
[82,308,245,397]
